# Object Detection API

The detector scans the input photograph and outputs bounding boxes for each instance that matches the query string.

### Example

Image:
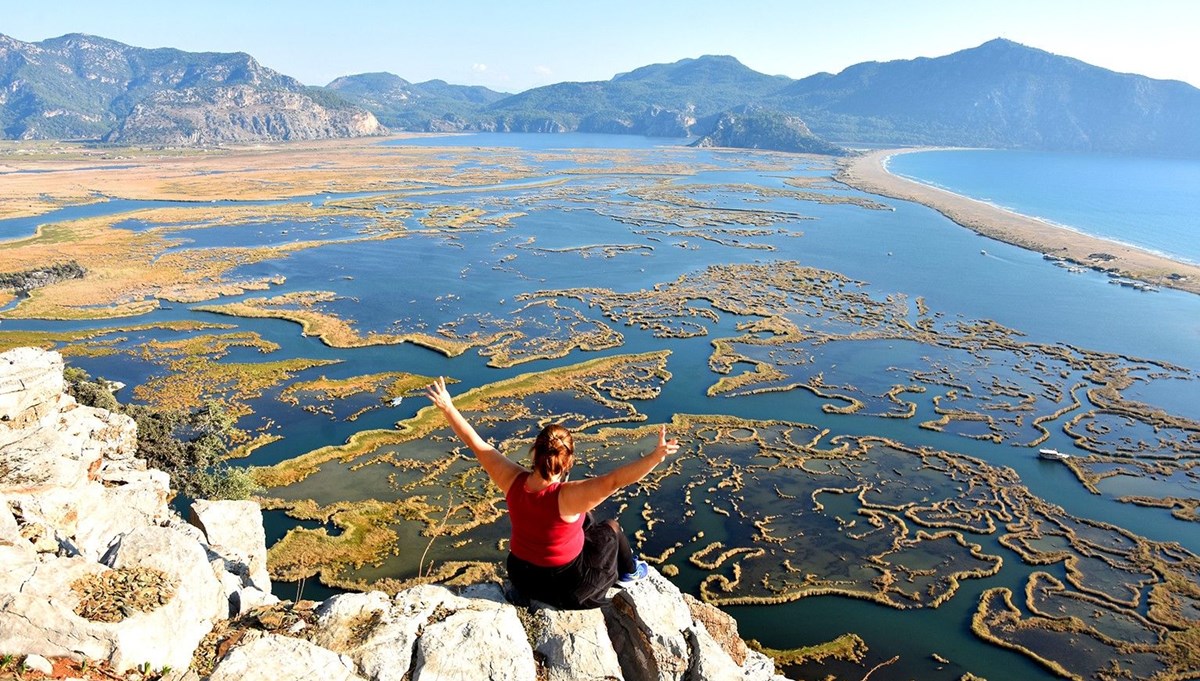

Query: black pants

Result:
[507,514,635,609]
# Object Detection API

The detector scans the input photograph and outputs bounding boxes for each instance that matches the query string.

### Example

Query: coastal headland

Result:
[837,148,1200,296]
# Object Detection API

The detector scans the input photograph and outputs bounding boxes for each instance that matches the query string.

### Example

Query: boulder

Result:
[209,633,366,681]
[683,593,786,680]
[684,592,748,664]
[0,556,115,662]
[73,467,172,561]
[741,649,786,681]
[22,654,54,675]
[600,567,786,681]
[686,625,749,681]
[604,568,694,681]
[309,587,449,681]
[105,525,224,614]
[531,604,624,681]
[189,499,271,592]
[67,401,140,474]
[310,590,392,651]
[100,526,226,669]
[413,602,538,681]
[0,347,64,436]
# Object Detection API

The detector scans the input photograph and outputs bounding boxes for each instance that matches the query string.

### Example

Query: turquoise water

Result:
[6,136,1200,681]
[887,148,1200,264]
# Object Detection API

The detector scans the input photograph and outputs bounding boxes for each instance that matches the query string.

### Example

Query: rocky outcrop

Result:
[106,85,386,146]
[208,634,365,681]
[690,106,847,156]
[0,347,277,672]
[293,575,783,681]
[0,347,784,680]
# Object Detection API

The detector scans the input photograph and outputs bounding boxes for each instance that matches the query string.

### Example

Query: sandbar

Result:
[837,148,1200,296]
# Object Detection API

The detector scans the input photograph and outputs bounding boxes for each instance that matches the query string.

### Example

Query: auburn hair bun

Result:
[531,424,574,480]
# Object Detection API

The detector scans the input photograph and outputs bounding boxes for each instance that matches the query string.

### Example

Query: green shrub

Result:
[65,366,259,500]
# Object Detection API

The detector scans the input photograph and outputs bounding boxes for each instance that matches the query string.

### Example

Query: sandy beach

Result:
[837,148,1200,296]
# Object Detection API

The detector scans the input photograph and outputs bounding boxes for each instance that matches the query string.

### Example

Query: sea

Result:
[4,135,1199,680]
[886,148,1200,265]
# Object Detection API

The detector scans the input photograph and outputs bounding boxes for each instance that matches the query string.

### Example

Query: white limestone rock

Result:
[311,591,392,650]
[311,586,468,681]
[189,499,271,592]
[742,648,789,681]
[72,467,171,561]
[105,525,224,616]
[10,400,137,492]
[0,556,113,662]
[687,624,748,681]
[0,347,64,437]
[22,654,53,674]
[209,633,367,681]
[311,583,537,681]
[413,602,538,681]
[531,604,625,681]
[604,567,694,681]
[458,581,509,604]
[99,525,225,669]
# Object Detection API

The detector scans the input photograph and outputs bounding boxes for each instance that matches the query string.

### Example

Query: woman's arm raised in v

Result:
[425,377,524,494]
[557,424,680,517]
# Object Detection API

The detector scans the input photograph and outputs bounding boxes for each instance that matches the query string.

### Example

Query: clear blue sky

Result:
[5,0,1197,92]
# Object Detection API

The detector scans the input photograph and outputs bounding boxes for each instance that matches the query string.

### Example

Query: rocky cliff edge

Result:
[0,347,785,681]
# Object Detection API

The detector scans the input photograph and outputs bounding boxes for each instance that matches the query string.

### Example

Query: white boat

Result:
[1039,448,1070,460]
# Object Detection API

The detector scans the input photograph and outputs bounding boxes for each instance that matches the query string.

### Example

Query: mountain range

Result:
[0,33,383,145]
[2,32,1198,155]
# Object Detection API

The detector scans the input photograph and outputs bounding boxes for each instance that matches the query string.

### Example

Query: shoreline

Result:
[835,148,1200,296]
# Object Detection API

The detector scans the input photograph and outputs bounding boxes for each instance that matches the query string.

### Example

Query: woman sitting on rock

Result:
[425,376,680,609]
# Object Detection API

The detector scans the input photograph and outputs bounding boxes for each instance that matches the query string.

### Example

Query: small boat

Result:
[388,396,404,407]
[1039,448,1070,460]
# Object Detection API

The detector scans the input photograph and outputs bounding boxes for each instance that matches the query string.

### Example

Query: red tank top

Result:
[506,472,584,567]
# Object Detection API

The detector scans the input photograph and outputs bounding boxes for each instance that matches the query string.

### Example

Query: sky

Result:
[4,0,1198,93]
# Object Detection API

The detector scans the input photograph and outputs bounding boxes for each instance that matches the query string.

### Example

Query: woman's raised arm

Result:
[557,424,680,517]
[426,377,524,494]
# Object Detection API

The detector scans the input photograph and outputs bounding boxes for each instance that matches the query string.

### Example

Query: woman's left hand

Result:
[425,376,454,411]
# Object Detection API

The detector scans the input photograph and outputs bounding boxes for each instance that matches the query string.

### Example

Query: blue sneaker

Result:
[618,559,649,585]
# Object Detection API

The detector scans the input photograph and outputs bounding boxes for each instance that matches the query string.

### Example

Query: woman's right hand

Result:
[651,424,680,462]
[425,376,454,412]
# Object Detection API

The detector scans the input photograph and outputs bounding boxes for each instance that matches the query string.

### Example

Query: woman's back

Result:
[506,471,584,567]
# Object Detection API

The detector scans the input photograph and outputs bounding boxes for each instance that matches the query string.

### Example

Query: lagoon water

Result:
[887,148,1200,264]
[8,134,1199,680]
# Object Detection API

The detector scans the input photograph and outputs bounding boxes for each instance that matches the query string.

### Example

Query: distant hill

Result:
[691,107,848,155]
[0,33,383,143]
[482,55,793,136]
[3,32,1198,155]
[325,72,507,131]
[771,38,1200,155]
